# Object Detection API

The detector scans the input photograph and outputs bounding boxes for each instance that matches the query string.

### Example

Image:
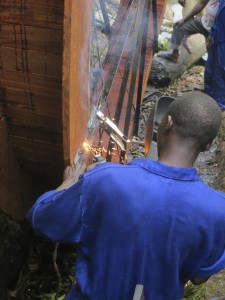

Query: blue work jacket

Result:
[27,159,225,299]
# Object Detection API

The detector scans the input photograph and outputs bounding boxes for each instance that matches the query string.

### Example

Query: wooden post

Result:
[62,0,93,165]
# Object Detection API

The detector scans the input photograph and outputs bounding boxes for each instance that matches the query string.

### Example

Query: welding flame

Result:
[83,141,92,153]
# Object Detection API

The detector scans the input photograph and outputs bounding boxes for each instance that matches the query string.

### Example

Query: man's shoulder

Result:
[84,161,139,178]
[200,180,225,197]
[211,188,225,200]
[199,183,225,211]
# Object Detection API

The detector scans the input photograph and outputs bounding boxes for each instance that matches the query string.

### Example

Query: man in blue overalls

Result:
[27,91,225,300]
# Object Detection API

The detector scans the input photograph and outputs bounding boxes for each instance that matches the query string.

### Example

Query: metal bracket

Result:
[96,111,130,151]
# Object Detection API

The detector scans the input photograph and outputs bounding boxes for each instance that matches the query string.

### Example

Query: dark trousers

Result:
[170,16,209,50]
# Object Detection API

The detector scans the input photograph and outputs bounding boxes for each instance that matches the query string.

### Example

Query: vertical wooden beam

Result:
[63,0,93,165]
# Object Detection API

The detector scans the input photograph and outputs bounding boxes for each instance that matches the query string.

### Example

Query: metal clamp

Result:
[96,111,130,151]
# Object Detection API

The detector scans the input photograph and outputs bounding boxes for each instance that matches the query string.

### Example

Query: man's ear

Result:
[164,115,173,131]
[201,139,215,152]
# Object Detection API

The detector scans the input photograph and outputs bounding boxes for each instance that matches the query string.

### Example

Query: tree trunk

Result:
[149,34,206,87]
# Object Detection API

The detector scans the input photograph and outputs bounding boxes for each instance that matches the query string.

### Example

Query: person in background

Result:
[158,0,219,62]
[27,91,225,300]
[204,0,225,110]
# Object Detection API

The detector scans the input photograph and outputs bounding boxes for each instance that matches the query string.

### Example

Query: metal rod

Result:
[133,0,151,137]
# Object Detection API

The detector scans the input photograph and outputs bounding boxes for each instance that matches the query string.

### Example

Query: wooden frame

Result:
[62,0,93,165]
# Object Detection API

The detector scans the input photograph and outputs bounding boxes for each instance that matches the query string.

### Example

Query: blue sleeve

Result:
[27,176,84,243]
[194,248,225,278]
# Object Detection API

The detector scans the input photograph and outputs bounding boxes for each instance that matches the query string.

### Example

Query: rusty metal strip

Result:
[133,0,151,137]
[72,0,140,174]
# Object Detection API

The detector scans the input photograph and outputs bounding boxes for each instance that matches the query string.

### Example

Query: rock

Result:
[149,57,171,87]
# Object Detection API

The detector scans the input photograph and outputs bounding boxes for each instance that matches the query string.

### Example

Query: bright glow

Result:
[82,141,108,157]
[82,141,91,153]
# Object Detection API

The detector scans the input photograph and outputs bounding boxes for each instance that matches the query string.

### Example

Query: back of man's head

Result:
[167,91,222,149]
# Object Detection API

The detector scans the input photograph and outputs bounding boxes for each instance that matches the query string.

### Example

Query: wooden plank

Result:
[12,145,63,165]
[9,135,62,153]
[8,123,62,144]
[0,0,65,214]
[0,88,61,117]
[0,47,62,77]
[0,23,63,53]
[0,105,62,130]
[18,157,64,180]
[62,0,93,165]
[0,70,62,97]
[0,0,63,29]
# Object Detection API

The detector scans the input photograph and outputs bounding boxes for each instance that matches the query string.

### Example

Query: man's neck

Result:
[158,144,199,169]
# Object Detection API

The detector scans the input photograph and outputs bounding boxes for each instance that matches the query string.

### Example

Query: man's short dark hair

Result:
[167,91,222,149]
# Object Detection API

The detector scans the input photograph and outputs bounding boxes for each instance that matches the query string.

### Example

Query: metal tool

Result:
[97,111,131,151]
